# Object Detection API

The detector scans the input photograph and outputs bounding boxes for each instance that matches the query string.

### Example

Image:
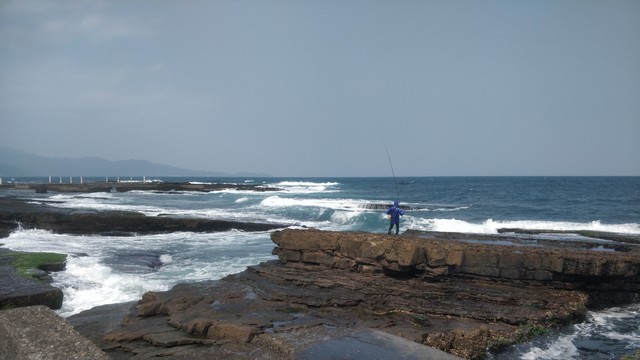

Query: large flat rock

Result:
[0,305,110,360]
[273,229,640,306]
[295,329,463,360]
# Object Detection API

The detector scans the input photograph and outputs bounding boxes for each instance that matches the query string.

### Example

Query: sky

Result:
[1,0,639,177]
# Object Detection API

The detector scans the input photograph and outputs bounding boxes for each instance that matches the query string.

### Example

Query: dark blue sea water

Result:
[1,176,639,358]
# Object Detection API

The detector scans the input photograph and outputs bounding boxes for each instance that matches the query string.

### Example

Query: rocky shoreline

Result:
[67,229,639,359]
[1,188,639,359]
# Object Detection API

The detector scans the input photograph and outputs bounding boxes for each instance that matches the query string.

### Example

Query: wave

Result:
[2,228,277,317]
[269,181,340,194]
[407,218,640,235]
[274,181,340,186]
[510,303,640,360]
[54,256,170,317]
[259,196,468,213]
[44,194,167,216]
[261,196,368,211]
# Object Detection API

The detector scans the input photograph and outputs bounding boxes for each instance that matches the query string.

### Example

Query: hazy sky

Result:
[1,0,639,176]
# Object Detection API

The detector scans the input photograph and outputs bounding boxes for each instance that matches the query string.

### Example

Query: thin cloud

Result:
[41,14,155,41]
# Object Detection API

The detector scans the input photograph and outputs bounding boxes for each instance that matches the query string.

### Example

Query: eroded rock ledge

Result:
[71,229,640,359]
[273,229,640,307]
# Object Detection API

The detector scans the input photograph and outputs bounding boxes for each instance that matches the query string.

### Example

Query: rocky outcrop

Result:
[273,229,640,306]
[0,248,66,310]
[0,197,287,237]
[69,229,640,359]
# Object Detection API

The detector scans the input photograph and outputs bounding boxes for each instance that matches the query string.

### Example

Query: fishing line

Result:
[382,140,400,202]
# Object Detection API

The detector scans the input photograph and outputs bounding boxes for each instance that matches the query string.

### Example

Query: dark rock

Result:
[104,251,164,274]
[23,268,53,283]
[37,260,66,272]
[0,196,288,237]
[0,265,63,310]
[0,248,66,310]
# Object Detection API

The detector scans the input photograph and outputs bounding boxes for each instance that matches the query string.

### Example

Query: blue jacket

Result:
[386,202,404,224]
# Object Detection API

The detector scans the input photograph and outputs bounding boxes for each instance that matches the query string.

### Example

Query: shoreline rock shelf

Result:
[0,196,288,236]
[69,229,640,359]
[273,229,640,307]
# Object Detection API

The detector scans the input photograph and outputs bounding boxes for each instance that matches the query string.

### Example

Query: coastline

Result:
[1,182,639,359]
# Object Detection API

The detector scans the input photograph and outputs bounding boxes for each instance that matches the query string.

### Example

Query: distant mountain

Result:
[0,147,251,177]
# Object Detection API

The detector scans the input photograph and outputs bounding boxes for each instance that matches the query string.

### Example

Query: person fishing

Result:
[386,200,404,235]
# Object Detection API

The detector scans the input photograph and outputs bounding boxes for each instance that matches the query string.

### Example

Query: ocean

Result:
[1,176,639,359]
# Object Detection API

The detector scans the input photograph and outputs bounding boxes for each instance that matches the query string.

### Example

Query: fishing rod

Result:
[383,140,400,202]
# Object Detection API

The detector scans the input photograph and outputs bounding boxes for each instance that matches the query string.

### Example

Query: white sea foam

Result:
[408,218,640,235]
[207,188,273,195]
[44,193,166,216]
[270,181,340,194]
[515,304,640,359]
[54,256,170,317]
[235,197,250,203]
[330,210,364,225]
[519,334,580,360]
[261,195,366,211]
[159,254,173,264]
[2,228,276,317]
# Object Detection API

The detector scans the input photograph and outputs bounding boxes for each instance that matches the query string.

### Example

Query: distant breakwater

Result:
[0,180,281,194]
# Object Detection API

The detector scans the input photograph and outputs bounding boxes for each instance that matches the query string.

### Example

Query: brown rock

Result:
[207,321,257,343]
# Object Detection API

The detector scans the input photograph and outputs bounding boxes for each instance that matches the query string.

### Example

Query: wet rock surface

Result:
[69,229,640,359]
[0,196,288,237]
[0,248,65,310]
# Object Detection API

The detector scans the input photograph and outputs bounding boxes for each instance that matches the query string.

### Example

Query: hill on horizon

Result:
[0,147,265,177]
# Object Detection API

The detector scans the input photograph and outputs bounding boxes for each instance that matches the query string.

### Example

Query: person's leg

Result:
[388,222,393,235]
[395,222,399,235]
